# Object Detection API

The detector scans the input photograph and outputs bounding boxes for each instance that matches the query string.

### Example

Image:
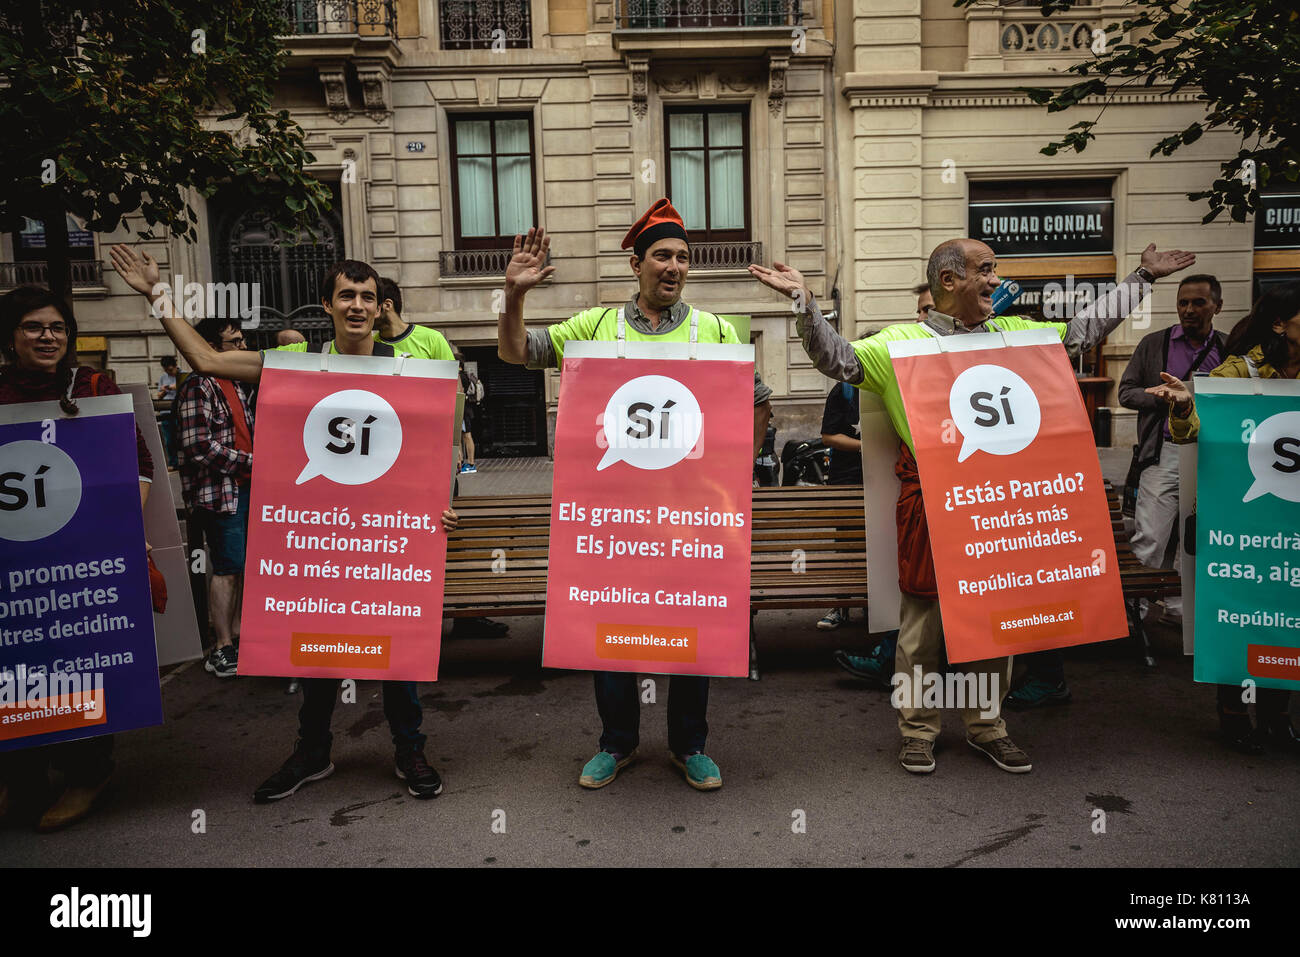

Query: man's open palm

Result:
[749,262,809,301]
[1140,243,1196,280]
[504,227,555,293]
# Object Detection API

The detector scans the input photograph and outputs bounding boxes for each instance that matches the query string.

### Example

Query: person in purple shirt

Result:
[1119,273,1226,623]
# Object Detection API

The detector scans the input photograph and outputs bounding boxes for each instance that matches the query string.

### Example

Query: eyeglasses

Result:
[17,321,69,338]
[221,336,245,347]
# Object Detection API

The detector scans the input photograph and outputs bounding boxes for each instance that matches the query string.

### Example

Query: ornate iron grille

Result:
[689,241,763,269]
[0,260,103,289]
[280,0,396,35]
[616,0,801,29]
[439,0,531,49]
[212,203,346,351]
[440,247,553,278]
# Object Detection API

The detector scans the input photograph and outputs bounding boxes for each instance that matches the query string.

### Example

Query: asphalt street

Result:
[5,611,1296,868]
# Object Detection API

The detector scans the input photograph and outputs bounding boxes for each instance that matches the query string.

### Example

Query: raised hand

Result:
[1140,243,1196,280]
[749,261,810,306]
[109,244,162,298]
[503,227,555,297]
[1145,371,1193,413]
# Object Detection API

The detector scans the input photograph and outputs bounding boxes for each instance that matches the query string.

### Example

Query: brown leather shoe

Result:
[968,735,1032,773]
[899,737,936,773]
[35,777,110,832]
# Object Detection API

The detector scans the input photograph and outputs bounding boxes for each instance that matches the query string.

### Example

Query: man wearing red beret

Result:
[498,199,772,791]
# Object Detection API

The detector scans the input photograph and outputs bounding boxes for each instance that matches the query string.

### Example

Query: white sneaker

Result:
[816,608,847,630]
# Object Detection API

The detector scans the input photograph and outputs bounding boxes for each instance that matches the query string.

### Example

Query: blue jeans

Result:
[193,484,250,575]
[158,412,178,468]
[298,679,425,753]
[593,671,709,757]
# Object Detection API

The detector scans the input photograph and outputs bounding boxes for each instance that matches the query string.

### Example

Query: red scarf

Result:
[216,378,253,454]
[894,441,938,600]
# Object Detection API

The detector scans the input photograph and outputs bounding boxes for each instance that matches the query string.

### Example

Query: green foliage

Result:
[955,0,1300,223]
[0,0,332,243]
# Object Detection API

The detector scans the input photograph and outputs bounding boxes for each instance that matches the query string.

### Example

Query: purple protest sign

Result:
[0,395,162,750]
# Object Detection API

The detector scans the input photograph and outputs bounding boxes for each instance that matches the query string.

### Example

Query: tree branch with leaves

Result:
[0,0,333,300]
[955,0,1300,224]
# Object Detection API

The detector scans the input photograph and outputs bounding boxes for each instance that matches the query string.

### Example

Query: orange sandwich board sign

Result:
[888,328,1127,662]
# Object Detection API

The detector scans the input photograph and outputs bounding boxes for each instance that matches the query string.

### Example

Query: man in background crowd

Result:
[176,317,254,679]
[1120,273,1225,625]
[375,277,508,641]
[913,282,934,320]
[458,356,483,475]
[156,355,178,400]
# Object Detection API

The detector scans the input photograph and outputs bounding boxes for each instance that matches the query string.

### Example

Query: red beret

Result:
[622,198,689,257]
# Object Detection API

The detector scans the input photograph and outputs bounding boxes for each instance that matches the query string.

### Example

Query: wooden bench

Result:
[445,483,1180,647]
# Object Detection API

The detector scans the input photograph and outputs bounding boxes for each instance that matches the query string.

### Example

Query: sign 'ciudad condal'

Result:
[1255,193,1300,249]
[968,199,1114,257]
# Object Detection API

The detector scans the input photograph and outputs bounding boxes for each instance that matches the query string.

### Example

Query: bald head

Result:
[926,239,1000,327]
[276,328,306,346]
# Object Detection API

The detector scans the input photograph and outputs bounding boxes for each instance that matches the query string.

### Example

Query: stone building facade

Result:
[11,1,1288,452]
[837,0,1285,446]
[25,0,838,454]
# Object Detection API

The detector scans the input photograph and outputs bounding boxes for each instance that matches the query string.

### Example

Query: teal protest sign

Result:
[1193,379,1300,690]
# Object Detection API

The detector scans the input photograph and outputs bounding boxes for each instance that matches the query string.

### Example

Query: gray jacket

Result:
[1117,325,1226,467]
[797,271,1153,384]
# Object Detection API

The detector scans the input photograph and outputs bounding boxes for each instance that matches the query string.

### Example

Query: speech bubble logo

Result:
[597,375,703,472]
[297,389,402,485]
[1244,410,1300,503]
[948,364,1042,464]
[0,440,82,542]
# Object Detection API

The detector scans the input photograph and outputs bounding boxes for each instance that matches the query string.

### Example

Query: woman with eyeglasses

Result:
[0,284,155,831]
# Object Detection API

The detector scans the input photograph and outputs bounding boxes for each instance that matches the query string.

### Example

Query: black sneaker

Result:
[253,743,334,803]
[1261,718,1300,754]
[1219,712,1264,755]
[204,644,238,678]
[395,750,443,798]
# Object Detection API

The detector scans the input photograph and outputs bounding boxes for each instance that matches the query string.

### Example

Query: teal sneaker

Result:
[670,751,722,791]
[578,749,635,789]
[832,649,893,690]
[1004,678,1071,711]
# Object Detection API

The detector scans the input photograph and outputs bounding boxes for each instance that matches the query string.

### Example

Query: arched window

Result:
[211,186,345,350]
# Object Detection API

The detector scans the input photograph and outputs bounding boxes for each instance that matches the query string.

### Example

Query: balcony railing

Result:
[0,260,104,289]
[999,17,1096,53]
[439,0,532,50]
[615,0,801,30]
[441,248,508,278]
[438,244,757,278]
[690,241,763,269]
[280,0,396,36]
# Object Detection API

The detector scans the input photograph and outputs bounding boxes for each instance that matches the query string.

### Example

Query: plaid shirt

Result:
[177,374,254,514]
